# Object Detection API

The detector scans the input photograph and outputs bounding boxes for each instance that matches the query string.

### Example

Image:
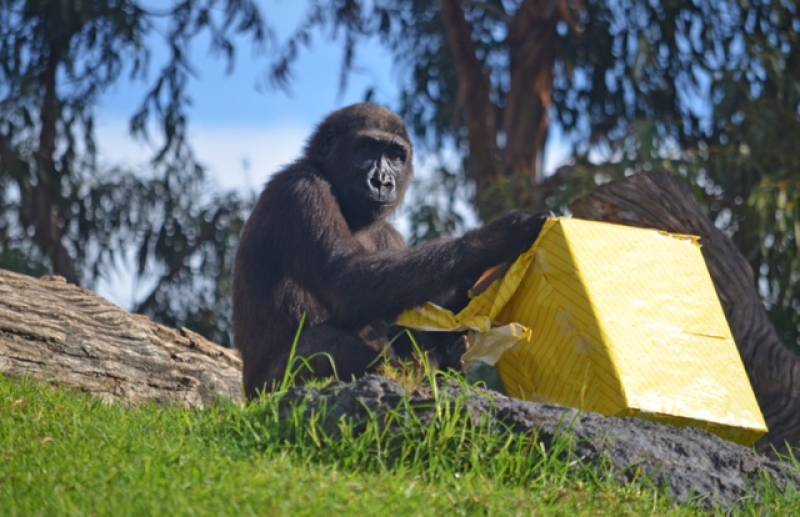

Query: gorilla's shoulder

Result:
[260,162,335,212]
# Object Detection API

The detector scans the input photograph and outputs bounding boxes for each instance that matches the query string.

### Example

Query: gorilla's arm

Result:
[276,172,544,328]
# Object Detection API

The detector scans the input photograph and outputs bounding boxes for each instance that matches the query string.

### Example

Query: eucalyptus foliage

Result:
[0,0,268,344]
[277,0,800,350]
[1,0,798,349]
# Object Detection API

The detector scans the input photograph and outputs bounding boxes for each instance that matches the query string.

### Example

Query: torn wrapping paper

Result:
[398,217,768,445]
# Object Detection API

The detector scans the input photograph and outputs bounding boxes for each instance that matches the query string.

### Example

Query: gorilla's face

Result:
[351,130,408,205]
[309,103,414,230]
[329,129,412,229]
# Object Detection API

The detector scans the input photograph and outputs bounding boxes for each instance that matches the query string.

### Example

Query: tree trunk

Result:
[570,171,800,454]
[505,0,558,187]
[438,0,574,220]
[439,0,502,220]
[31,43,78,284]
[0,269,243,407]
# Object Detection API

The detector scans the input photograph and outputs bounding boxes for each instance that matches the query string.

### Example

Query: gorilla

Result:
[233,103,545,399]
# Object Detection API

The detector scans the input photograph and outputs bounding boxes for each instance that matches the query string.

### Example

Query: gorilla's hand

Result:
[484,210,548,260]
[455,210,547,283]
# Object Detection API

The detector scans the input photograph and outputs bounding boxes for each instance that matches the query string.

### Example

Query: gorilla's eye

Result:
[355,138,381,156]
[385,144,406,163]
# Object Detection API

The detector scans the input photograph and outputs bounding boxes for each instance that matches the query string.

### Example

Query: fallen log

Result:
[0,269,243,407]
[571,171,800,453]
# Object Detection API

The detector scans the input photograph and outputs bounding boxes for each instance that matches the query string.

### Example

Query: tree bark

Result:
[439,0,501,220]
[0,268,243,407]
[570,171,800,454]
[505,0,557,186]
[31,43,78,284]
[438,0,577,219]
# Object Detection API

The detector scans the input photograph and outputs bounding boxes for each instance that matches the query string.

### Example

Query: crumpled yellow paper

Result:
[398,217,768,446]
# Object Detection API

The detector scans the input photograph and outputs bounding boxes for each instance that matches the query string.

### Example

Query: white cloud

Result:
[96,117,310,192]
[192,124,310,191]
[94,117,310,308]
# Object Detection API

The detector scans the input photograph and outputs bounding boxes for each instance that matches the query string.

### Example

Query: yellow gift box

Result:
[398,218,767,446]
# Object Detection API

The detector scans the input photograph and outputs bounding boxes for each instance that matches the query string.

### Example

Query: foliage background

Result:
[0,0,797,350]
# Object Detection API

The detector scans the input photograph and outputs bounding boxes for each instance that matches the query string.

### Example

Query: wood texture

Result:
[438,0,500,190]
[0,268,243,407]
[571,171,800,453]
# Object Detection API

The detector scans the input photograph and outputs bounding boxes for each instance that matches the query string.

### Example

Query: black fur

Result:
[233,103,545,399]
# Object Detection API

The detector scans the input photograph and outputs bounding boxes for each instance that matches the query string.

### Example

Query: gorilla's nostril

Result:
[369,175,382,190]
[379,172,395,188]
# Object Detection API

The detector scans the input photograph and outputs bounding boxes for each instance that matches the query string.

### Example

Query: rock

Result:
[281,375,799,508]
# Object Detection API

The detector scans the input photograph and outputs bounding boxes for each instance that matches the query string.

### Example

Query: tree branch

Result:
[438,0,501,214]
[504,0,566,188]
[31,43,78,284]
[134,209,225,316]
[0,133,25,179]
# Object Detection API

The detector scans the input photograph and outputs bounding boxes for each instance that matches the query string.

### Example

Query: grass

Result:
[1,371,797,515]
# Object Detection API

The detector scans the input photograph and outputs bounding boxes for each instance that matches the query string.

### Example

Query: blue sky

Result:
[99,1,399,122]
[96,2,399,191]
